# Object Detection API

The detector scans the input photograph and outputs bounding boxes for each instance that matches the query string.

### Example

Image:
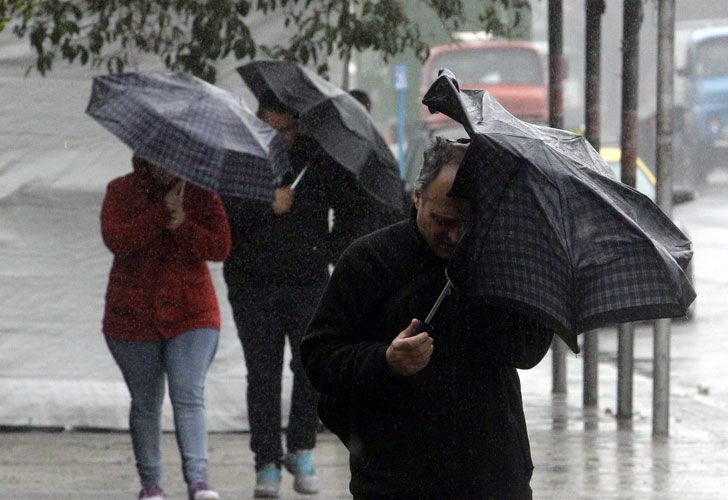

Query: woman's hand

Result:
[272,186,294,215]
[165,181,186,230]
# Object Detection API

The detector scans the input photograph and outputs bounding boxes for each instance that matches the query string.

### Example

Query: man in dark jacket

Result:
[222,96,389,498]
[300,137,554,499]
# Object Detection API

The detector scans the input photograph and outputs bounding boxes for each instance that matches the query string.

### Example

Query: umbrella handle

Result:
[411,320,434,336]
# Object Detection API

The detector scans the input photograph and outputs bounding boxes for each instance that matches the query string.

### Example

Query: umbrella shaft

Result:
[290,166,308,191]
[424,280,452,324]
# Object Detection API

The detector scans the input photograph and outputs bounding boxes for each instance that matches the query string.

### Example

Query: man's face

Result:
[414,162,471,260]
[260,110,299,149]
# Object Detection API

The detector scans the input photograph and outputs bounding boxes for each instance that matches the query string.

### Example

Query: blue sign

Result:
[394,63,408,90]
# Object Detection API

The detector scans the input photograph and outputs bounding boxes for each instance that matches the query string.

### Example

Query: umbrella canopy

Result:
[423,70,695,353]
[237,60,403,211]
[86,71,291,201]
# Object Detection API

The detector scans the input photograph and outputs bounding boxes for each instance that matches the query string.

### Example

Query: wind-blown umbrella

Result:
[422,70,695,352]
[86,71,291,201]
[237,60,403,212]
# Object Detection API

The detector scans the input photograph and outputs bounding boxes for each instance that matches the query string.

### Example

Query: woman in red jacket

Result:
[101,155,231,500]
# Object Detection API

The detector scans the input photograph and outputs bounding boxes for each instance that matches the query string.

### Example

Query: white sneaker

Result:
[188,481,219,500]
[284,450,320,495]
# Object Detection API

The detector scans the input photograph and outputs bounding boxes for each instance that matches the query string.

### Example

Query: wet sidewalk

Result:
[3,348,728,500]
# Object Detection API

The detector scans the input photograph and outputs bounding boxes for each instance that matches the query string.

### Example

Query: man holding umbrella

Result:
[300,137,554,499]
[222,93,384,498]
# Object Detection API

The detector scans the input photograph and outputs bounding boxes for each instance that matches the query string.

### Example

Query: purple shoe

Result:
[139,485,165,500]
[188,480,220,500]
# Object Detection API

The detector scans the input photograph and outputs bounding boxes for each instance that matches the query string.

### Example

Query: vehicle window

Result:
[696,37,728,78]
[429,47,544,85]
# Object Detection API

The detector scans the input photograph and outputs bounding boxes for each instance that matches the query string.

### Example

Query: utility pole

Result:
[548,0,568,394]
[653,0,676,437]
[583,0,606,409]
[617,0,643,420]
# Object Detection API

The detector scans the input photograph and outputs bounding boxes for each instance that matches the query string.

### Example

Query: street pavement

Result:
[3,344,728,500]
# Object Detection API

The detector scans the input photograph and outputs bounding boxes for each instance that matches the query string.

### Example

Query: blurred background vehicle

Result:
[639,20,728,192]
[419,34,549,130]
[675,22,728,188]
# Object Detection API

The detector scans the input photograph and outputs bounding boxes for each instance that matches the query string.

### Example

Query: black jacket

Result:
[223,138,396,288]
[300,211,553,499]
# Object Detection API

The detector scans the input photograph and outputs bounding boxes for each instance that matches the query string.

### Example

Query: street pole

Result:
[342,51,351,91]
[653,0,676,437]
[393,63,408,179]
[583,0,606,408]
[341,0,352,91]
[548,0,567,394]
[617,0,643,420]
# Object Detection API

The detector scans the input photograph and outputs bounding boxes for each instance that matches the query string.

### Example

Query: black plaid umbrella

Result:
[237,60,403,211]
[423,70,695,353]
[86,71,291,201]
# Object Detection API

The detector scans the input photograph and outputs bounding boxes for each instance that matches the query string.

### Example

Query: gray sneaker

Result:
[284,450,320,494]
[254,463,281,498]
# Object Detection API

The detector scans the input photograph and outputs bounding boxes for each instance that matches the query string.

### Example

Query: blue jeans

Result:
[106,328,219,488]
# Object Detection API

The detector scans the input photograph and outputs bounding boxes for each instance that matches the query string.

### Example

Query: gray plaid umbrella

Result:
[86,71,291,201]
[237,60,403,212]
[422,70,695,353]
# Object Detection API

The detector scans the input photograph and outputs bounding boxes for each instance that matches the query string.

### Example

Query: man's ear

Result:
[414,190,422,211]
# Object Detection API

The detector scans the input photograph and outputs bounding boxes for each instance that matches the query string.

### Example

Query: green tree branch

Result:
[0,0,530,82]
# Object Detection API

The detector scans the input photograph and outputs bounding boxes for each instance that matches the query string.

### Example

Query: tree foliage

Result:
[0,0,531,82]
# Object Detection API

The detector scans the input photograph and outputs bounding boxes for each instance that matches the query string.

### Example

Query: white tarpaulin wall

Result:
[0,23,342,431]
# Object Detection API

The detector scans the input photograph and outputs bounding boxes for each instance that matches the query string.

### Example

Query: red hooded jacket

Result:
[101,159,232,341]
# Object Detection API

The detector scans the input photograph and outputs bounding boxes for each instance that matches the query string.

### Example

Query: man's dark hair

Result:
[349,89,371,112]
[256,91,299,119]
[414,137,466,193]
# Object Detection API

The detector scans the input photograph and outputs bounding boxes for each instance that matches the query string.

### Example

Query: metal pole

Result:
[653,0,676,437]
[548,0,564,130]
[341,51,351,91]
[551,336,568,394]
[653,319,671,434]
[617,0,642,420]
[583,331,599,406]
[583,0,606,408]
[397,87,406,178]
[617,323,635,417]
[549,0,567,394]
[621,0,642,189]
[341,0,352,90]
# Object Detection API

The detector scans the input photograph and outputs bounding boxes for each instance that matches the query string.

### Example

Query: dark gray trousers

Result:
[228,284,323,469]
